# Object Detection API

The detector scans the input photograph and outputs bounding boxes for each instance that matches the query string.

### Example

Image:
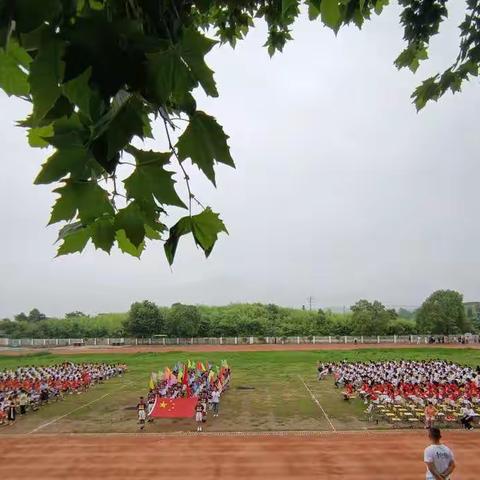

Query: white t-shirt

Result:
[211,391,220,403]
[424,444,454,480]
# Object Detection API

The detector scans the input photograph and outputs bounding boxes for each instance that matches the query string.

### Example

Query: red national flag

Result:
[149,396,198,418]
[182,364,188,385]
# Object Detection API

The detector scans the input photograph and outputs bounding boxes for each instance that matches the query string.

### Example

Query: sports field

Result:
[1,345,480,478]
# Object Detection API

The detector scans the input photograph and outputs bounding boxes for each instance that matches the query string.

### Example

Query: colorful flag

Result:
[148,377,155,390]
[149,396,198,418]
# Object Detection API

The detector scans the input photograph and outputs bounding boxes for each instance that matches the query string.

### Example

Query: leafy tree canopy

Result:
[0,0,478,262]
[28,308,47,322]
[350,299,397,336]
[14,309,47,322]
[416,289,469,335]
[124,300,164,336]
[398,307,415,320]
[65,310,88,318]
[14,312,28,322]
[166,303,202,337]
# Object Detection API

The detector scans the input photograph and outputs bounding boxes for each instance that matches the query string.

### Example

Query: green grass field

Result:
[2,348,480,434]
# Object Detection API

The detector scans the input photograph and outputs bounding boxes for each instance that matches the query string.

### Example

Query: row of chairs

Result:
[365,401,480,428]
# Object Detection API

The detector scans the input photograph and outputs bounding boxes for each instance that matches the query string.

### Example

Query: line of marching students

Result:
[0,362,127,426]
[139,360,231,431]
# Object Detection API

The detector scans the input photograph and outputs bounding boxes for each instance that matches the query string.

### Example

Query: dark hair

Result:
[429,427,441,440]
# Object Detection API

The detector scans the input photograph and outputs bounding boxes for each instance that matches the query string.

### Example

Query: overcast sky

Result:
[0,3,478,318]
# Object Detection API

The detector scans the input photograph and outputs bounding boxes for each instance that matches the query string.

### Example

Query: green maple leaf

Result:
[124,146,186,209]
[179,28,218,97]
[320,0,341,30]
[191,207,228,255]
[28,125,54,148]
[49,181,114,225]
[176,111,235,185]
[56,222,91,256]
[307,0,321,20]
[0,40,30,96]
[13,0,62,33]
[146,49,195,105]
[29,38,65,122]
[5,39,31,67]
[412,76,440,111]
[374,0,389,15]
[145,223,164,240]
[114,202,145,248]
[91,217,115,253]
[89,94,146,173]
[34,147,91,184]
[164,216,193,265]
[395,45,428,73]
[115,229,144,258]
[105,96,145,159]
[282,0,299,18]
[62,67,92,118]
[164,207,228,265]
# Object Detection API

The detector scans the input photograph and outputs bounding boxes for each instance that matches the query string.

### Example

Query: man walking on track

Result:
[424,428,455,480]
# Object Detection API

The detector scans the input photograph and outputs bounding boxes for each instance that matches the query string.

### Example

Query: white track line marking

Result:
[29,383,130,434]
[298,375,336,432]
[3,428,472,439]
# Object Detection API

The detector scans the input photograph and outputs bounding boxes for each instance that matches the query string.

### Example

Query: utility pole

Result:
[307,296,314,312]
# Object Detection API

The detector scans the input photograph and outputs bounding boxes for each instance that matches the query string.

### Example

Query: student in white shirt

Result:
[424,428,455,480]
[211,389,220,417]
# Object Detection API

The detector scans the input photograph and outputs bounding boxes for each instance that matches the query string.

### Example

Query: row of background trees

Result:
[0,290,476,339]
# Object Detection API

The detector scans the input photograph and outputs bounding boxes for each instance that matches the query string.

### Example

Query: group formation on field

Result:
[318,360,480,430]
[137,360,231,431]
[0,362,127,426]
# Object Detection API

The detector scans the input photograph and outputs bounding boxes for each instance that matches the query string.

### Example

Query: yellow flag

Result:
[148,377,155,390]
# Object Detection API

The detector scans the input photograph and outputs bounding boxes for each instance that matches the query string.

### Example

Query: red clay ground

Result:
[0,431,477,479]
[2,342,478,355]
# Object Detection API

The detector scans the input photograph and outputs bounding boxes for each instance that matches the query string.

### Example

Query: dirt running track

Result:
[0,431,477,480]
[2,342,479,355]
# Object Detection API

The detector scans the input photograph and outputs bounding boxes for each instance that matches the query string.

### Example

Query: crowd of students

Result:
[140,360,231,431]
[318,360,480,429]
[0,362,127,425]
